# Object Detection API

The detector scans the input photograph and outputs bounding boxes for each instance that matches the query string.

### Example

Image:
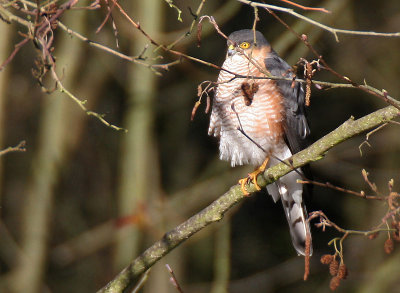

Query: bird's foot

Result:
[238,157,270,196]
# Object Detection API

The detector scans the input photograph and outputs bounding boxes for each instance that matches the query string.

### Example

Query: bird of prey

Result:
[208,29,311,255]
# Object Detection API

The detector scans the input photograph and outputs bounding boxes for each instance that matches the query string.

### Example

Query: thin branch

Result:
[166,264,184,293]
[164,0,182,22]
[0,140,26,156]
[97,105,400,293]
[237,0,400,42]
[309,211,392,237]
[50,66,127,132]
[95,0,116,34]
[57,22,154,67]
[131,269,151,293]
[277,0,330,13]
[0,36,30,71]
[359,123,388,156]
[298,179,383,200]
[166,0,207,48]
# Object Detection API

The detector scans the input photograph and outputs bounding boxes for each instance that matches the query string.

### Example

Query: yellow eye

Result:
[239,42,250,49]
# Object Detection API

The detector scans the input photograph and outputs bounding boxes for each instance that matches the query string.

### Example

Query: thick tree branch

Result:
[97,105,399,293]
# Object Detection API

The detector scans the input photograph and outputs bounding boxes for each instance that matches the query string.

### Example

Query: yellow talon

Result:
[238,156,270,196]
[239,177,250,196]
[248,170,262,190]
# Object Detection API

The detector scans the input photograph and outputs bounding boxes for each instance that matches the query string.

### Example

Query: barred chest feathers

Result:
[208,52,286,166]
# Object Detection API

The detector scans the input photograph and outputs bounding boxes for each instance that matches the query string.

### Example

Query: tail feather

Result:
[267,163,312,256]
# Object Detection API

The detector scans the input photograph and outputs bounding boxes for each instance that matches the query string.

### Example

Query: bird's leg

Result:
[238,156,270,196]
[248,156,270,190]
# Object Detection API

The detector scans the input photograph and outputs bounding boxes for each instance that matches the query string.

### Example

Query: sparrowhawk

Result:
[208,29,311,255]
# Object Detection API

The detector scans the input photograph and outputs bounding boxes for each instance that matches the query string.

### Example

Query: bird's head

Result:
[226,29,270,57]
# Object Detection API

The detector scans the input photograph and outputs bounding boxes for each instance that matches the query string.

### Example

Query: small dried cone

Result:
[337,263,348,280]
[320,254,334,265]
[303,232,311,281]
[367,231,379,240]
[384,238,394,254]
[329,276,341,291]
[329,259,339,276]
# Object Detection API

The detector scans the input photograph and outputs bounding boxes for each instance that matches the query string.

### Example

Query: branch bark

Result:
[98,105,399,293]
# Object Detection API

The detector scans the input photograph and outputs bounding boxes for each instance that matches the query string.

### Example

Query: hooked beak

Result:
[227,44,236,57]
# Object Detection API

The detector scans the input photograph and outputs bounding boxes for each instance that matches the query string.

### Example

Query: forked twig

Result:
[0,141,26,156]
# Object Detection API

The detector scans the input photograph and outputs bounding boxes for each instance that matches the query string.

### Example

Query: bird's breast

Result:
[209,54,286,166]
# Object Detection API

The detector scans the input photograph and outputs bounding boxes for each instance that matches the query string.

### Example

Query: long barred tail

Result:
[267,166,312,256]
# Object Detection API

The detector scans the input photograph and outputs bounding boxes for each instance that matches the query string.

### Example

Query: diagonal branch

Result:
[98,104,399,293]
[0,140,26,156]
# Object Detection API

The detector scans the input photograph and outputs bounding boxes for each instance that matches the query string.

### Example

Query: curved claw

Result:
[237,156,270,196]
[248,171,262,191]
[239,177,250,196]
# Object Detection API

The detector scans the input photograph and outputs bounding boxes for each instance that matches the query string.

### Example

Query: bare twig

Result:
[277,0,330,13]
[359,123,388,156]
[298,179,383,200]
[57,22,154,67]
[95,0,116,34]
[164,0,182,22]
[237,0,400,41]
[166,264,184,293]
[131,269,151,293]
[361,169,380,195]
[309,211,392,237]
[197,15,230,46]
[50,66,127,132]
[166,0,207,48]
[0,141,26,156]
[0,37,30,71]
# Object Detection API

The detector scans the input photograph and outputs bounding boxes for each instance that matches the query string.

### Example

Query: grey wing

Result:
[264,52,312,256]
[264,52,310,154]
